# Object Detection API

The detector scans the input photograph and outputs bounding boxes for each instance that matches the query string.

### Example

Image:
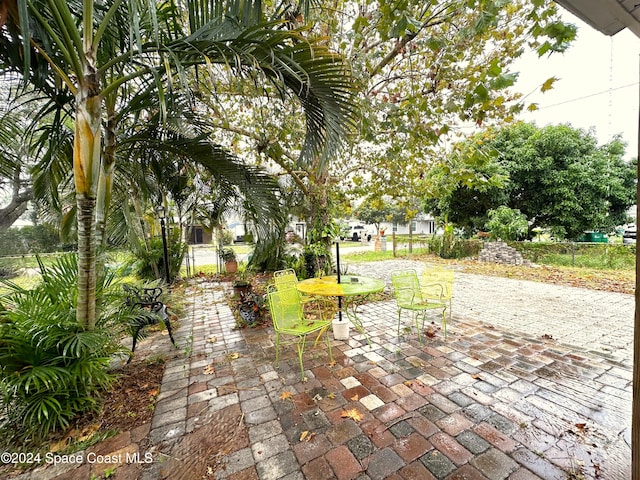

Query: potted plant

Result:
[219,247,238,273]
[233,271,252,299]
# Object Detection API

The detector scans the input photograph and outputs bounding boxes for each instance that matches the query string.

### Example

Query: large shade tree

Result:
[425,122,636,238]
[0,0,357,329]
[189,1,576,248]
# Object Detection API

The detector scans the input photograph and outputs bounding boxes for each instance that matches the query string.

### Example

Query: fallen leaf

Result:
[350,394,359,401]
[280,391,294,401]
[404,381,413,387]
[208,336,217,343]
[300,431,309,442]
[471,374,482,379]
[425,326,438,338]
[203,365,215,375]
[341,408,363,422]
[326,393,336,400]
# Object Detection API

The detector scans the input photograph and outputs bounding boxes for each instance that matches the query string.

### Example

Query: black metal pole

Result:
[160,217,170,284]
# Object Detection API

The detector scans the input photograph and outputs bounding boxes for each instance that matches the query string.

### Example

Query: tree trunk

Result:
[0,170,32,228]
[96,104,116,248]
[307,174,333,275]
[0,197,30,228]
[73,76,102,330]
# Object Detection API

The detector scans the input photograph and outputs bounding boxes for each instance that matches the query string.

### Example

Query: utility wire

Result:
[535,82,638,110]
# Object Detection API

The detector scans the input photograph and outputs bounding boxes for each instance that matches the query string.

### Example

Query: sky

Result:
[512,9,640,160]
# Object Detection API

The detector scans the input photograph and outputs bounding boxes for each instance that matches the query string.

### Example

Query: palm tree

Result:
[0,0,356,329]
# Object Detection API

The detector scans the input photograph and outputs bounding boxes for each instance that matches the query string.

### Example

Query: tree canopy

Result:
[426,122,637,239]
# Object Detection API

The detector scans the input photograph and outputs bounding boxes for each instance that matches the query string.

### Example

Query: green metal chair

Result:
[273,269,336,321]
[273,268,298,286]
[266,285,333,380]
[421,266,454,325]
[390,269,448,342]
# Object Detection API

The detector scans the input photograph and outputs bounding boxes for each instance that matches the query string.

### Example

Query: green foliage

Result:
[511,242,635,270]
[323,0,576,204]
[0,225,64,255]
[428,123,636,239]
[485,206,528,241]
[302,242,332,279]
[248,229,306,273]
[130,231,187,283]
[427,235,483,260]
[218,247,237,262]
[0,259,18,279]
[0,255,126,444]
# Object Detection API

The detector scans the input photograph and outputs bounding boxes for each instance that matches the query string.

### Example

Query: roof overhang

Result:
[554,0,640,38]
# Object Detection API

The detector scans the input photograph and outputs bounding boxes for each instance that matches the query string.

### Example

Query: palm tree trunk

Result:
[96,107,116,248]
[74,79,102,331]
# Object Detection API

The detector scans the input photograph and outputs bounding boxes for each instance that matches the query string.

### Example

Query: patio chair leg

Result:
[275,332,281,369]
[325,330,334,364]
[414,312,423,344]
[442,308,447,340]
[296,336,307,379]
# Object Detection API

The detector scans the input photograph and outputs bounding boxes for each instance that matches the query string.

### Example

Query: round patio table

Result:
[297,275,385,343]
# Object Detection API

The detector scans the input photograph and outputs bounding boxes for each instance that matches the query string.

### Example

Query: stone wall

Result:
[478,241,529,266]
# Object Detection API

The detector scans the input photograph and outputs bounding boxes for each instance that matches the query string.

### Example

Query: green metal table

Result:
[297,275,385,343]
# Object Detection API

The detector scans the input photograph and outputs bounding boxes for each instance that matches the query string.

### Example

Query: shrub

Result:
[0,255,128,445]
[427,234,482,259]
[485,206,528,241]
[130,230,187,282]
[0,225,62,255]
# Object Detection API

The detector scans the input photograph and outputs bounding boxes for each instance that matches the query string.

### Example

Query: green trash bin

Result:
[585,231,608,243]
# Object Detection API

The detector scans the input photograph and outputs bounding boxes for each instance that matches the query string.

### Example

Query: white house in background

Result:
[379,214,437,236]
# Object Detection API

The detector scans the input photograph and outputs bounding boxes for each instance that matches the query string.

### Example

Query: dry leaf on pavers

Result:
[594,463,601,476]
[225,352,240,361]
[326,393,336,400]
[404,381,413,387]
[341,409,364,422]
[280,391,294,401]
[350,394,359,401]
[425,326,438,338]
[207,335,217,344]
[203,365,215,375]
[471,374,482,379]
[300,431,316,442]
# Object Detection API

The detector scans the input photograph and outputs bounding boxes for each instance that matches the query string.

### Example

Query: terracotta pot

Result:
[225,260,238,273]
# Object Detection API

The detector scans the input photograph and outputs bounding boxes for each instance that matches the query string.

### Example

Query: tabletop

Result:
[296,275,385,297]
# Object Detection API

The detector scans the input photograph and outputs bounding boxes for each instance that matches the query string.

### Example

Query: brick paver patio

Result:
[17,260,633,480]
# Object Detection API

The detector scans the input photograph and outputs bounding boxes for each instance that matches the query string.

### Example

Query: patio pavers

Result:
[19,261,632,480]
[140,272,631,480]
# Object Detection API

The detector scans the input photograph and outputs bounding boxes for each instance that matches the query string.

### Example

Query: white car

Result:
[623,226,636,244]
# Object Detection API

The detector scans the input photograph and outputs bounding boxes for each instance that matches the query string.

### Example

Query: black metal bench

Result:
[123,284,176,362]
